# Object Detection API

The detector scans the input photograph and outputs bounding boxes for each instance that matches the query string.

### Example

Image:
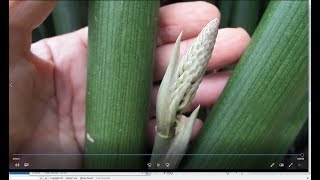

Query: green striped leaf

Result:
[181,0,308,169]
[85,1,159,169]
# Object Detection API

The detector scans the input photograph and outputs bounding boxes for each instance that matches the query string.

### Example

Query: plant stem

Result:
[150,131,175,166]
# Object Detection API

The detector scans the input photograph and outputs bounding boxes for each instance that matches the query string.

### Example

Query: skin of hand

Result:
[9,1,250,168]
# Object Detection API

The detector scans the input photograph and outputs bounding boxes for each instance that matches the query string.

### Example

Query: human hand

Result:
[9,1,250,168]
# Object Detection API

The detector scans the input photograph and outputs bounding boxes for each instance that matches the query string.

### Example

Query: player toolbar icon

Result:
[165,163,170,168]
[14,163,20,168]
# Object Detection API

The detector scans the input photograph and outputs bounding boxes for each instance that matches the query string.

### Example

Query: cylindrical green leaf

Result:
[181,1,308,169]
[85,1,159,169]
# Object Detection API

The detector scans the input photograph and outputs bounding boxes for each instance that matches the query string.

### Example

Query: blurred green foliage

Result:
[32,0,88,42]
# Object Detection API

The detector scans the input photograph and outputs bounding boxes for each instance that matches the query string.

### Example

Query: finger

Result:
[154,28,250,81]
[9,0,57,32]
[31,27,88,62]
[150,71,230,117]
[147,117,203,148]
[157,1,220,46]
[187,71,230,111]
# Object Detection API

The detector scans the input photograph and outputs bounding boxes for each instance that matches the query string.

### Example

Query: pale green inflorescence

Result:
[156,18,220,138]
[171,18,219,115]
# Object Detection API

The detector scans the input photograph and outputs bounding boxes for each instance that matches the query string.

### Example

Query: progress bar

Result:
[13,153,304,157]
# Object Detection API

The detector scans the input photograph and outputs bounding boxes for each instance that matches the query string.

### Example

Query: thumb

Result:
[9,0,57,32]
[9,1,57,57]
[9,1,57,157]
[9,0,57,76]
